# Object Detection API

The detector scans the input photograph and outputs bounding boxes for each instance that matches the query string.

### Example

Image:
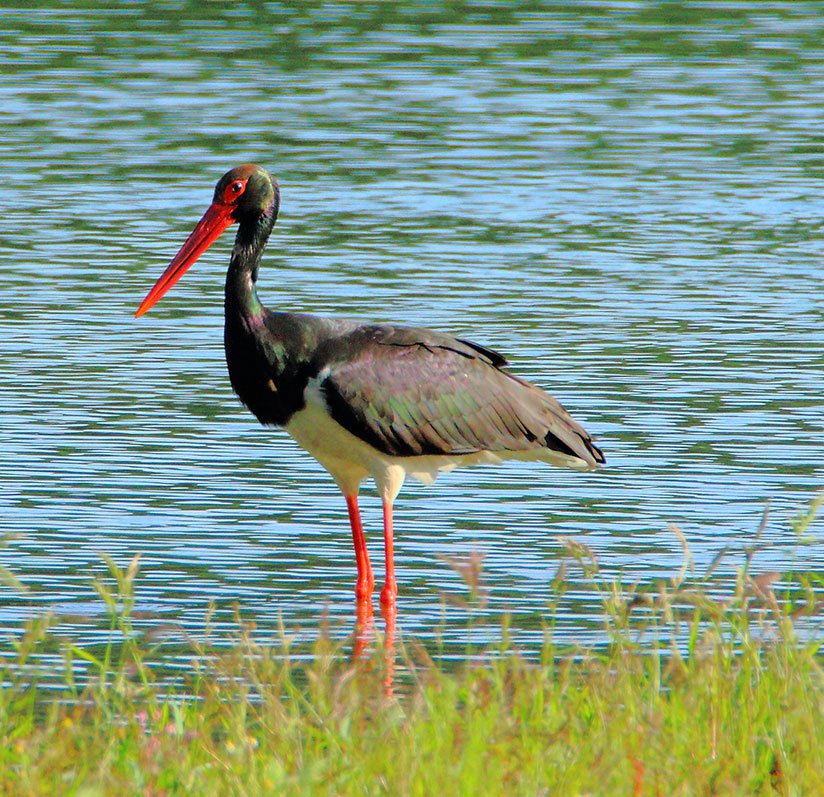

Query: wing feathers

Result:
[317,326,604,467]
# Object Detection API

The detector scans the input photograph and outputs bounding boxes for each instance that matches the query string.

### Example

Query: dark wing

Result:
[314,324,604,467]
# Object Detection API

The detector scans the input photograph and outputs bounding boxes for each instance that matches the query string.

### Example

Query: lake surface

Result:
[1,2,822,664]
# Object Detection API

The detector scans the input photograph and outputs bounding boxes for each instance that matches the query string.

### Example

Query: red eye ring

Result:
[222,179,248,203]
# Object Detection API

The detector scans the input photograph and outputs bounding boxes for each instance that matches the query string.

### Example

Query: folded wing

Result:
[314,325,604,468]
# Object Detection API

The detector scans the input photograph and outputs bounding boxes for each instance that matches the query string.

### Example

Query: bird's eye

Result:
[222,179,248,203]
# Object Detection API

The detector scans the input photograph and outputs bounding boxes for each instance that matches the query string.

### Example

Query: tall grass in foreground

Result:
[0,505,821,796]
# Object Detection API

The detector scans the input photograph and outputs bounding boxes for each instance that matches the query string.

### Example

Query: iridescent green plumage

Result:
[315,324,604,466]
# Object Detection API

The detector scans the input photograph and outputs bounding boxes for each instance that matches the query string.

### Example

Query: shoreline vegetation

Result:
[0,501,821,795]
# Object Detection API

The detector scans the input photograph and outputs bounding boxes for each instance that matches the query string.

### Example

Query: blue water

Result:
[0,2,822,665]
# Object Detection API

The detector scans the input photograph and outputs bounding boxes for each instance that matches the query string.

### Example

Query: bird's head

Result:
[136,164,279,317]
[213,163,279,224]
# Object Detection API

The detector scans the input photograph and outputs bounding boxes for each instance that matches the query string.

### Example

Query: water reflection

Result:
[351,602,398,698]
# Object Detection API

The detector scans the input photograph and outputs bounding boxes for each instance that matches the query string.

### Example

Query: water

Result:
[1,2,822,664]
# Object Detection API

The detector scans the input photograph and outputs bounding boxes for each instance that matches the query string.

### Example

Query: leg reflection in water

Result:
[352,599,397,698]
[381,603,396,698]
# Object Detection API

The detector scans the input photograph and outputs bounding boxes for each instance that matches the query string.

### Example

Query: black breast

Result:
[223,315,309,427]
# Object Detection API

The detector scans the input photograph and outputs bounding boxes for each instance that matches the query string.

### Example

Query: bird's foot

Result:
[379,580,398,609]
[354,579,373,602]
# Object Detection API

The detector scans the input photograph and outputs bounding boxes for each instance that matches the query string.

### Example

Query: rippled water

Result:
[1,2,822,662]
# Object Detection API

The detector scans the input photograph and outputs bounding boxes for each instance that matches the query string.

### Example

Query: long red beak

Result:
[135,202,236,317]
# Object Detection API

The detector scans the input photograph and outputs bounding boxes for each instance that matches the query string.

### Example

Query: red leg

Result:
[345,495,374,601]
[380,499,398,608]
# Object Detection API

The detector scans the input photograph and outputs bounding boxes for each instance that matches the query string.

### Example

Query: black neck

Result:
[224,194,280,319]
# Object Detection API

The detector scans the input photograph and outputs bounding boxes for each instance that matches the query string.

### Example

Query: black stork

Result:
[136,164,605,610]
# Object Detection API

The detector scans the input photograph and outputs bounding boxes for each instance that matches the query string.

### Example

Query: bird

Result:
[136,164,605,610]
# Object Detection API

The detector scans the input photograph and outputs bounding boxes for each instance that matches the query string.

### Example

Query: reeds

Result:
[0,503,821,795]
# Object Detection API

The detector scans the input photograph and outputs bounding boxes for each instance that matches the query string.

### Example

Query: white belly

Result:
[284,377,591,503]
[284,399,473,501]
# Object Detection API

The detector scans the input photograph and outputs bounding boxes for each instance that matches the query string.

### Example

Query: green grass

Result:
[0,511,822,796]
